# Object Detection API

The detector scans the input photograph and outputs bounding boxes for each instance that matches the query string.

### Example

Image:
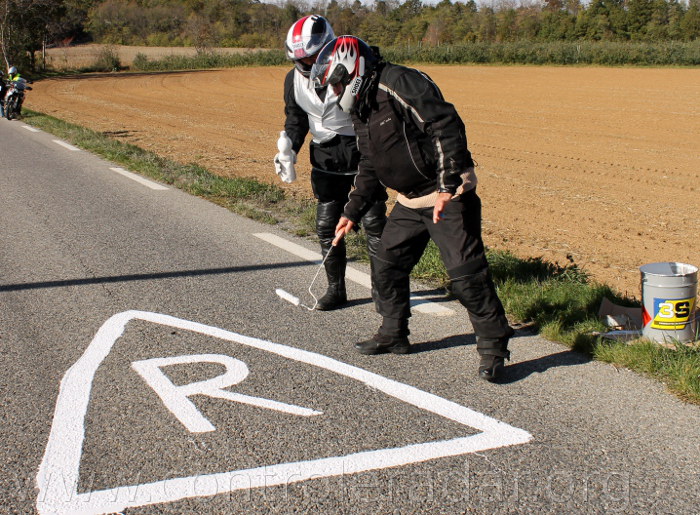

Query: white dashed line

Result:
[53,140,80,151]
[254,232,454,316]
[22,125,40,133]
[109,167,168,190]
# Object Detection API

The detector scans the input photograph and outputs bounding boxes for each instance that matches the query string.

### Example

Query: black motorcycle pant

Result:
[372,189,513,354]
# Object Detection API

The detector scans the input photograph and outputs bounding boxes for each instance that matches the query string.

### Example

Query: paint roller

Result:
[275,244,336,311]
[275,288,301,306]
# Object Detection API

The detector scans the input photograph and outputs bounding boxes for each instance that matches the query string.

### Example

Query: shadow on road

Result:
[499,349,591,384]
[411,334,472,353]
[0,261,311,292]
[405,332,591,385]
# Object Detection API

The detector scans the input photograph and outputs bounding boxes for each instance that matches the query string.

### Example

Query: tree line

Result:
[2,0,700,71]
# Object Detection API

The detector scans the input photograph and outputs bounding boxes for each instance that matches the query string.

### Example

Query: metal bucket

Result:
[640,262,698,343]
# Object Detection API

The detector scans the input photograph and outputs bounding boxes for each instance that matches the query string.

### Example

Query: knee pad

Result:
[361,202,387,257]
[361,202,387,236]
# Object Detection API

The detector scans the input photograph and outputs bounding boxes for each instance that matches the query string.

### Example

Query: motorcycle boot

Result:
[449,268,514,381]
[316,201,348,310]
[355,317,410,355]
[316,243,348,310]
[477,337,511,382]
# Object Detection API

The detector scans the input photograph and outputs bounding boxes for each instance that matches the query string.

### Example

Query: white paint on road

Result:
[36,310,530,514]
[109,167,168,190]
[22,125,40,133]
[132,354,322,433]
[52,140,80,151]
[253,232,454,316]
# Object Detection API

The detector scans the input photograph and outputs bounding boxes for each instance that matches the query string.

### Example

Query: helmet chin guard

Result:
[337,75,364,113]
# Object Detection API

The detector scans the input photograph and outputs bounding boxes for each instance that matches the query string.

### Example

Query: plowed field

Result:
[26,66,700,297]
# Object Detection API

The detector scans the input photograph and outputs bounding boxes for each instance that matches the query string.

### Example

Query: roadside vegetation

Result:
[21,108,700,404]
[126,40,700,72]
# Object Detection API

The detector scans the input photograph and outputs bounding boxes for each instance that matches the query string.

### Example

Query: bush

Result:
[85,45,122,72]
[129,49,286,71]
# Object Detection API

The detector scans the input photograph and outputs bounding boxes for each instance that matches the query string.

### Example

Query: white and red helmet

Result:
[311,36,377,113]
[285,15,335,77]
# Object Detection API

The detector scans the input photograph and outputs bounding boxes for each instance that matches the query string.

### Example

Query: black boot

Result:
[316,283,347,310]
[355,334,410,355]
[316,246,348,311]
[315,201,348,311]
[356,318,411,355]
[477,338,511,382]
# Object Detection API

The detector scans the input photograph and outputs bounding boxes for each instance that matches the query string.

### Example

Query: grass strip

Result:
[21,109,700,404]
[384,40,700,67]
[130,49,287,72]
[121,41,700,73]
[595,340,700,403]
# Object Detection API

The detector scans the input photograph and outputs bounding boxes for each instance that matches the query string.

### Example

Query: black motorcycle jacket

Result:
[344,62,475,223]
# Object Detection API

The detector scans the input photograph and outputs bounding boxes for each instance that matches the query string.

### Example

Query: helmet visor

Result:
[310,62,348,89]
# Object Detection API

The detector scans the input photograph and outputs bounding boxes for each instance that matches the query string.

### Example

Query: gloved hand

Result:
[274,150,297,182]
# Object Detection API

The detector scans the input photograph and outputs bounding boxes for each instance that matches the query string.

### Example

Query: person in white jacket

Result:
[277,15,387,310]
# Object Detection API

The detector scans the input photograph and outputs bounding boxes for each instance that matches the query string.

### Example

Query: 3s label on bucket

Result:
[651,297,695,330]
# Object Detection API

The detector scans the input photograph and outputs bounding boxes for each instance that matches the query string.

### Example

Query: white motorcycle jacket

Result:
[283,68,354,151]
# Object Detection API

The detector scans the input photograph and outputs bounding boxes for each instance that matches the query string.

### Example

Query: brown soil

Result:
[26,66,700,298]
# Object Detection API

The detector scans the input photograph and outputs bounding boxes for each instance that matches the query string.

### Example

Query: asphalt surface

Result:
[1,119,699,514]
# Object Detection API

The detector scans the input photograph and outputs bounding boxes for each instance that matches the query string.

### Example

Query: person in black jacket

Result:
[311,36,514,381]
[278,16,387,310]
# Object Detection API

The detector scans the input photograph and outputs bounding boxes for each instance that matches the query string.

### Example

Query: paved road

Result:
[1,119,698,514]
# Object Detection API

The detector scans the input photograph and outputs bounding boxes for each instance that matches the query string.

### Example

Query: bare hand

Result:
[433,192,453,223]
[333,217,355,246]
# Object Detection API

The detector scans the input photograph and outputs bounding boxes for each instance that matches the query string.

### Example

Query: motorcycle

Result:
[3,78,32,120]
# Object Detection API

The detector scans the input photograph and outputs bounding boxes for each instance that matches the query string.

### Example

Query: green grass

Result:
[131,49,287,71]
[21,108,700,404]
[595,339,700,403]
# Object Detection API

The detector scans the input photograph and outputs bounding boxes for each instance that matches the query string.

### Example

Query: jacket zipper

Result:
[402,121,430,180]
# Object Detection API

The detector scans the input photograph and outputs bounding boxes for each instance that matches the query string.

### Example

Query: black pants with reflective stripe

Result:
[372,189,512,347]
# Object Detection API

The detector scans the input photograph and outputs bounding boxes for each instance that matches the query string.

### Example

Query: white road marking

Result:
[36,310,531,514]
[109,167,168,190]
[22,125,40,132]
[253,232,454,316]
[132,354,321,433]
[52,140,80,151]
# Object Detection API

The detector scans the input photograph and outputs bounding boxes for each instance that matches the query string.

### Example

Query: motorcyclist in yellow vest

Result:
[8,66,20,82]
[3,66,29,118]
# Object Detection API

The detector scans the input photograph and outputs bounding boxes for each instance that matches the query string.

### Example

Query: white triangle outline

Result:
[36,310,531,514]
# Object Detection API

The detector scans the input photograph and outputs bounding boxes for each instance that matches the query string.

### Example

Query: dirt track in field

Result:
[26,66,700,298]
